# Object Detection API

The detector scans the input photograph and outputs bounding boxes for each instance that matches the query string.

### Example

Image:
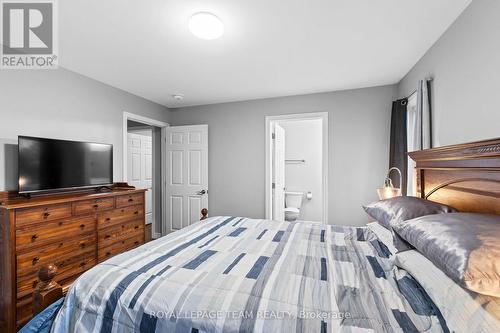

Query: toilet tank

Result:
[285,191,303,208]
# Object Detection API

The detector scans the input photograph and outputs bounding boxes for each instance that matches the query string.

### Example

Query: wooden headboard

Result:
[409,138,500,215]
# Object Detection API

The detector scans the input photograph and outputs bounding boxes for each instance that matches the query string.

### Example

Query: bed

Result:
[22,137,500,333]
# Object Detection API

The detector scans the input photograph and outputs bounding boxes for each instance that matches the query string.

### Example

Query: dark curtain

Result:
[389,98,408,195]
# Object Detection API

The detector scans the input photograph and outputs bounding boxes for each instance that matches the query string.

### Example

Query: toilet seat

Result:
[284,207,300,222]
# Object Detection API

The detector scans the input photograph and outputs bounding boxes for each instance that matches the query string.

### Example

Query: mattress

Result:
[51,217,448,332]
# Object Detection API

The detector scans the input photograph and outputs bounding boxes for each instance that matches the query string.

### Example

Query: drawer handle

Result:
[106,252,111,256]
[32,256,40,265]
[59,221,63,226]
[104,235,111,239]
[79,262,86,267]
[105,217,111,222]
[134,225,139,230]
[80,224,85,229]
[134,241,139,245]
[43,212,51,218]
[134,211,139,215]
[128,198,134,202]
[31,234,38,241]
[122,240,125,244]
[93,204,99,209]
[80,242,86,248]
[32,280,38,288]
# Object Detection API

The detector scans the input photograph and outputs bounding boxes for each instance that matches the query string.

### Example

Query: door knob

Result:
[196,190,207,195]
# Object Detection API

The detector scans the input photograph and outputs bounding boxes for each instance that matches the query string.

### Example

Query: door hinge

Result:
[272,182,275,189]
[272,133,275,139]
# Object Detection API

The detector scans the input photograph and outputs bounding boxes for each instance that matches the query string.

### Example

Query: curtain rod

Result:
[402,77,433,100]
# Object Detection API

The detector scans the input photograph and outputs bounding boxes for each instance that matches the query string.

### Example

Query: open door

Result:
[166,125,208,232]
[272,123,286,221]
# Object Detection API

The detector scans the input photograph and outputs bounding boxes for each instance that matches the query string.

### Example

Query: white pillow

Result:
[395,250,500,333]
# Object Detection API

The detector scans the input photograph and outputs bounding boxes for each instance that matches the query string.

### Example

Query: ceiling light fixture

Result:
[189,12,224,40]
[172,94,184,100]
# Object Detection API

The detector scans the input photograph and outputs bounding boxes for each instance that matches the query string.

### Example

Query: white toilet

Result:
[284,191,303,221]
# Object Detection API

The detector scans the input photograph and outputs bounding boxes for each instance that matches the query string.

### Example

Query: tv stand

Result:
[0,188,146,331]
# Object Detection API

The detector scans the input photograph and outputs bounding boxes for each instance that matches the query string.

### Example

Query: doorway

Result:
[265,112,328,223]
[123,112,168,240]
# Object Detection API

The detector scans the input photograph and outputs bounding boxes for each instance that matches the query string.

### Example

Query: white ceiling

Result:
[60,0,471,108]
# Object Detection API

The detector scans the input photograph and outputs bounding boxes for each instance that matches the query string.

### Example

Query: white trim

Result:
[123,111,169,237]
[265,112,329,224]
[161,126,168,236]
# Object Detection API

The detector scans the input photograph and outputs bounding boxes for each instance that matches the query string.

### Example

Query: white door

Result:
[127,132,153,225]
[272,123,286,221]
[166,125,208,231]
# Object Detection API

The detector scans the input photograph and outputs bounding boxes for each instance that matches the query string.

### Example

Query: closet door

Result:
[127,132,153,225]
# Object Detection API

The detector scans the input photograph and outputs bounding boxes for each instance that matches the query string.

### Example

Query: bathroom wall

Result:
[279,119,323,222]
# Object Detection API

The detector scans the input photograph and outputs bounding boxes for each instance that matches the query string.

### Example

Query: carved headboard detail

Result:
[409,138,500,215]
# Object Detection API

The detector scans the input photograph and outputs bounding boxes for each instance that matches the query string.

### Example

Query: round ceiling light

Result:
[189,12,224,40]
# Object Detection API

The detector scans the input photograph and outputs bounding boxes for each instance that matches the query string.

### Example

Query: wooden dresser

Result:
[0,189,146,332]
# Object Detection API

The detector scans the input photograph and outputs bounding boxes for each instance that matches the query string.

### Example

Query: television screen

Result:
[18,136,113,194]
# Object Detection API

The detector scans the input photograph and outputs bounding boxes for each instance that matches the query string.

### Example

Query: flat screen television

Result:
[18,136,113,194]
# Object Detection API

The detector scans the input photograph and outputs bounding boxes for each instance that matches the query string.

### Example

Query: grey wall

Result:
[398,0,500,147]
[0,68,169,191]
[170,85,396,226]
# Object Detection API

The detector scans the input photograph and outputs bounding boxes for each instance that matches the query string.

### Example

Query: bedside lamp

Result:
[377,167,402,200]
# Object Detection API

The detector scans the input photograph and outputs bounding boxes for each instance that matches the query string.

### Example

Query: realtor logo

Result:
[1,0,58,69]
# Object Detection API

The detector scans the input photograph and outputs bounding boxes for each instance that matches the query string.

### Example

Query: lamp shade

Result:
[377,186,401,200]
[377,167,403,200]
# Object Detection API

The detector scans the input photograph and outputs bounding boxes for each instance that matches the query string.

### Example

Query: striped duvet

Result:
[51,216,449,333]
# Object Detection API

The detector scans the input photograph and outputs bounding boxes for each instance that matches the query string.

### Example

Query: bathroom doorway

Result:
[265,112,328,223]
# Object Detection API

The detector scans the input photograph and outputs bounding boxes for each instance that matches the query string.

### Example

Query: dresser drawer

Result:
[16,233,95,274]
[17,251,96,300]
[73,197,114,215]
[98,219,143,248]
[98,234,143,262]
[116,193,144,208]
[16,215,96,251]
[16,204,72,227]
[97,205,143,229]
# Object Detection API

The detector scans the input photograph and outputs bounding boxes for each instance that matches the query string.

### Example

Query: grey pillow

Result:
[393,213,500,297]
[363,196,457,230]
